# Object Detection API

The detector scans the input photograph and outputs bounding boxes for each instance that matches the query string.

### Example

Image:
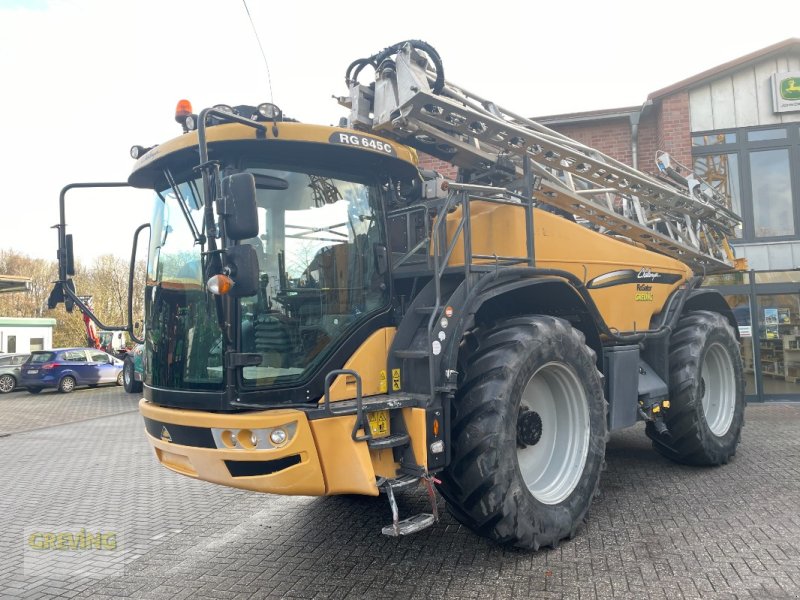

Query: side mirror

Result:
[222,173,258,241]
[65,234,76,276]
[225,244,259,297]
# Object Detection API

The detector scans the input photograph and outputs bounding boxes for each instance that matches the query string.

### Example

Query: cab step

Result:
[414,305,441,314]
[379,475,439,538]
[381,513,436,537]
[393,349,430,360]
[378,474,419,492]
[368,433,410,450]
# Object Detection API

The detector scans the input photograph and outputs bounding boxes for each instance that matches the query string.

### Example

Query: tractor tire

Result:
[123,358,142,394]
[438,315,607,550]
[0,374,16,394]
[646,310,744,466]
[59,376,76,394]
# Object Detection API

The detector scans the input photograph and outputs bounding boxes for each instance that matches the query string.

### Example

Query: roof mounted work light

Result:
[256,103,282,121]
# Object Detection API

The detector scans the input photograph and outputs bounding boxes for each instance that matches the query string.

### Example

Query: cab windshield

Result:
[145,165,389,392]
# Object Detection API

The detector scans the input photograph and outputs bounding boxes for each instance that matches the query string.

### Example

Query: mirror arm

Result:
[55,182,130,282]
[60,284,126,332]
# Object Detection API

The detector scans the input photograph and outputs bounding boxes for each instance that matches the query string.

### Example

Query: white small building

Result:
[0,317,56,354]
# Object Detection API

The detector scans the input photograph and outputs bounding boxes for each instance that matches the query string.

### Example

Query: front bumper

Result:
[139,399,380,496]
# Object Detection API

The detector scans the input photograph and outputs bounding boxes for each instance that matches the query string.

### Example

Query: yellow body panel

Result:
[325,327,396,402]
[308,415,379,496]
[445,202,693,332]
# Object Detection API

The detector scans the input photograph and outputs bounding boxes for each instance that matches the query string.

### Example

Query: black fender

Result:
[642,285,738,385]
[439,275,604,384]
[683,288,739,340]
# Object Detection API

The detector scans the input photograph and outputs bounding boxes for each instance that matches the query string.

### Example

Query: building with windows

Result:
[0,317,55,354]
[536,38,800,402]
[419,39,800,401]
[0,276,54,354]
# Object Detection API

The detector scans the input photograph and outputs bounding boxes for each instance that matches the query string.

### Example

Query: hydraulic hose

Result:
[345,40,445,94]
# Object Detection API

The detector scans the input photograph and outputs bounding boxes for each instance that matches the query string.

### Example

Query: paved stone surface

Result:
[1,391,798,599]
[0,387,138,435]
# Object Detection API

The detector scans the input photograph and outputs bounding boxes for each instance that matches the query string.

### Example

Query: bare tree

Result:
[0,250,146,349]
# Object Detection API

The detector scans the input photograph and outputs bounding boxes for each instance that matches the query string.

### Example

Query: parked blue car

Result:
[20,348,124,394]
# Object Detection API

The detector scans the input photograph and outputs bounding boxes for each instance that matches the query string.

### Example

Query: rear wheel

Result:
[438,315,607,550]
[0,374,16,394]
[116,371,124,386]
[58,376,76,394]
[123,358,142,393]
[646,310,744,465]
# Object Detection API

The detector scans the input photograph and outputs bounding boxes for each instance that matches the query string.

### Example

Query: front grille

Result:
[143,418,216,448]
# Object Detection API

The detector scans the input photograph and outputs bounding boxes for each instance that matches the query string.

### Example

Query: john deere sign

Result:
[772,71,800,113]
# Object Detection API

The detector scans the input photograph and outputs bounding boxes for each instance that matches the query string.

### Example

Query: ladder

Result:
[340,41,743,274]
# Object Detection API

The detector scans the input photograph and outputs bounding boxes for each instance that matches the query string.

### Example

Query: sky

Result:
[0,0,798,265]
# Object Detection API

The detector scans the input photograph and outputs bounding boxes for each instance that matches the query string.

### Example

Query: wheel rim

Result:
[517,362,590,505]
[62,378,75,392]
[118,371,124,385]
[700,342,735,436]
[0,375,14,393]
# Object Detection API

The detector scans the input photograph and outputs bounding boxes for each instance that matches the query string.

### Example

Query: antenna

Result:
[242,0,275,104]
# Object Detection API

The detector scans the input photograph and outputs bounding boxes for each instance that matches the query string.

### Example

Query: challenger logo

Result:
[160,426,172,443]
[586,268,682,290]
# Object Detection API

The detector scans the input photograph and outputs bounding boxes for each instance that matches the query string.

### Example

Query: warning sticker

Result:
[379,370,387,393]
[392,368,401,391]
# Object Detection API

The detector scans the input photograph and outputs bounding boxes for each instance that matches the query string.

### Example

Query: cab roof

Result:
[128,121,419,189]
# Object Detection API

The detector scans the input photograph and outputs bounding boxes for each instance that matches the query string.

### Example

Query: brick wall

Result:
[655,91,692,169]
[550,119,633,167]
[416,93,693,179]
[417,153,458,181]
[637,116,659,174]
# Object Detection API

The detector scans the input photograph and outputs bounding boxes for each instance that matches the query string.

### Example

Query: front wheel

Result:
[438,315,607,550]
[646,310,744,465]
[123,359,142,393]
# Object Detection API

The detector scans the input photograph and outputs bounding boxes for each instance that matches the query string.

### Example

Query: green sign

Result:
[780,77,800,101]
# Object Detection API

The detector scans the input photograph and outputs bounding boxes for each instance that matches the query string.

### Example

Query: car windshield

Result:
[30,352,54,364]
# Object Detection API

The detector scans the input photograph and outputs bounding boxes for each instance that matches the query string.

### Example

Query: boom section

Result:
[341,42,742,274]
